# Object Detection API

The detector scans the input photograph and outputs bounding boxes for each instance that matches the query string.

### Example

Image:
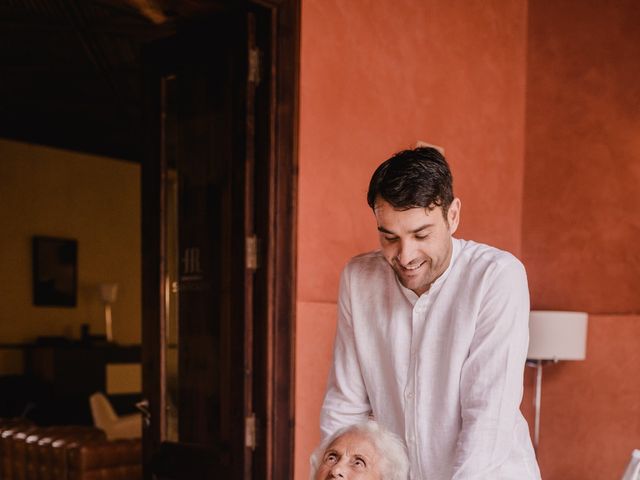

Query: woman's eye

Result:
[353,458,366,468]
[324,453,337,464]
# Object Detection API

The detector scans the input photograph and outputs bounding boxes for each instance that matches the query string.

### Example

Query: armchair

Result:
[88,393,141,440]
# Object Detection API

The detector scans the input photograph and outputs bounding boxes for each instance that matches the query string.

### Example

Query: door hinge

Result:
[248,47,261,85]
[245,413,257,450]
[246,235,260,271]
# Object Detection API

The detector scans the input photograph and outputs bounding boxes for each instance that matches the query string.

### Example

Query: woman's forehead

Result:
[327,430,377,456]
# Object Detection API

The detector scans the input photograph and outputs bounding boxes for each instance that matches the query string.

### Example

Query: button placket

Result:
[409,299,430,480]
[407,302,426,476]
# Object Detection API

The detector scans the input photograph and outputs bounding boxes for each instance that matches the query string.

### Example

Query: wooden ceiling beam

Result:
[0,64,140,74]
[0,18,172,38]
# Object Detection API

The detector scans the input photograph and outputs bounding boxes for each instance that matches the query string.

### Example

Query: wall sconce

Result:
[99,283,119,342]
[527,310,588,451]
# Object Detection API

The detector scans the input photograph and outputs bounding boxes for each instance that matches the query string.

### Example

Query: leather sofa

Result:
[0,420,141,480]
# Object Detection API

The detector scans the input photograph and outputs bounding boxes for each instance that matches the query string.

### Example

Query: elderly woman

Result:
[310,421,409,480]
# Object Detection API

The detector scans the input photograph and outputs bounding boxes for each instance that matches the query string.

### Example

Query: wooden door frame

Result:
[141,0,298,478]
[254,1,298,478]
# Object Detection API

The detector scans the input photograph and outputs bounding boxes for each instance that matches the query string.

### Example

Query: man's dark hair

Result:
[367,147,454,215]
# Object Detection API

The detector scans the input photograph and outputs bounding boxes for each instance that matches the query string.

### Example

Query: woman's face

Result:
[314,431,382,480]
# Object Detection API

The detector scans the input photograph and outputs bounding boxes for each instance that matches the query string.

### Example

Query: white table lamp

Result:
[527,310,588,451]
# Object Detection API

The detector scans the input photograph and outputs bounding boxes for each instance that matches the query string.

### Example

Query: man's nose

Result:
[396,239,418,265]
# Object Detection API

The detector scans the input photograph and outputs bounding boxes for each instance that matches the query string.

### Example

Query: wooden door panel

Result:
[142,2,299,478]
[143,11,249,479]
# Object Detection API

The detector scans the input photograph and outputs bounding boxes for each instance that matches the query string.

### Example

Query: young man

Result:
[320,147,541,479]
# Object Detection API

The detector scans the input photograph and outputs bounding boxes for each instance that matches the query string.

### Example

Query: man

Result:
[320,147,541,479]
[310,421,409,480]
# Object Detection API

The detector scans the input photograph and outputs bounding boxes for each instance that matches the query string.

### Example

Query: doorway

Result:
[141,2,298,479]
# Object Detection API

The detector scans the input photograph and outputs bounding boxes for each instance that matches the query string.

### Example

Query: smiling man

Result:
[319,147,541,479]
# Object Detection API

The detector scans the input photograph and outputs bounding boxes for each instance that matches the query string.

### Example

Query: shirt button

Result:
[406,392,414,398]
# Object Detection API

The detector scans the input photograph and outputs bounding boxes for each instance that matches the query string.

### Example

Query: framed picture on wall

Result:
[32,236,78,307]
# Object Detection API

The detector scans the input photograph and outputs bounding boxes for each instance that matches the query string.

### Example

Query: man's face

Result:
[374,197,461,296]
[314,431,381,480]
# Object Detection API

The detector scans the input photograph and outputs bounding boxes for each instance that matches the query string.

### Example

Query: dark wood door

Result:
[142,9,260,480]
[141,2,299,478]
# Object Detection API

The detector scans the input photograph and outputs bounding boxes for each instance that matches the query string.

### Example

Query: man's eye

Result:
[415,234,429,240]
[384,236,398,242]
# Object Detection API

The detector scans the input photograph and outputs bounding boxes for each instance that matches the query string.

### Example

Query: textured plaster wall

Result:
[296,0,528,477]
[522,0,640,313]
[0,139,141,358]
[522,1,640,478]
[522,316,640,479]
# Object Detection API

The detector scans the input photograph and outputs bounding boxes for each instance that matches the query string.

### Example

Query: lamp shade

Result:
[99,283,119,304]
[527,310,588,360]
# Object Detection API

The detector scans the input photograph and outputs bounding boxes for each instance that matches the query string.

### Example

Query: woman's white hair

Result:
[309,420,409,480]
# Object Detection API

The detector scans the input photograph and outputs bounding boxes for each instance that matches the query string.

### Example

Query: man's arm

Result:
[319,266,371,439]
[452,259,533,478]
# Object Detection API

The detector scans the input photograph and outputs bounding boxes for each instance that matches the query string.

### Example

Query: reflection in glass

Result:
[162,75,180,442]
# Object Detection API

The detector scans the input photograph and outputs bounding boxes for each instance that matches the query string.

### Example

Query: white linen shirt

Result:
[320,237,541,480]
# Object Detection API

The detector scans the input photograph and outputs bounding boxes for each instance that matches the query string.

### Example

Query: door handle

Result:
[136,399,151,427]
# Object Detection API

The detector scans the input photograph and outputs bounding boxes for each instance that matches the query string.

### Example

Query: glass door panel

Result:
[162,73,180,441]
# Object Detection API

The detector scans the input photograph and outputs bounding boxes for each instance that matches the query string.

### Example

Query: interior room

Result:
[0,141,144,474]
[1,1,298,478]
[0,140,142,415]
[1,1,638,479]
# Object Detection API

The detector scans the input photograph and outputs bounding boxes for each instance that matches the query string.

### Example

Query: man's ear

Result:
[447,198,461,234]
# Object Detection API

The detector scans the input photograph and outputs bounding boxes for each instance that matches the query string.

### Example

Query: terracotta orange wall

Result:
[522,0,640,313]
[522,316,640,479]
[522,1,640,478]
[295,0,528,477]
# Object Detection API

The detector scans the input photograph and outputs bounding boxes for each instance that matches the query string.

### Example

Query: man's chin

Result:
[397,274,426,293]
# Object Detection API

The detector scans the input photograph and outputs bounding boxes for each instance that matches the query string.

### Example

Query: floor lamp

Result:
[527,310,588,451]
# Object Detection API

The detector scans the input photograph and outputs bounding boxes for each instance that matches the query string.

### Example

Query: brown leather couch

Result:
[0,420,141,480]
[0,419,34,480]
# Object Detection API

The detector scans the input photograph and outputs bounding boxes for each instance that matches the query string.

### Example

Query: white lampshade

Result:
[527,310,588,360]
[99,283,119,304]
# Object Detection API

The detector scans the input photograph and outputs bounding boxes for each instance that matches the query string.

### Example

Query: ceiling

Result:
[0,0,222,161]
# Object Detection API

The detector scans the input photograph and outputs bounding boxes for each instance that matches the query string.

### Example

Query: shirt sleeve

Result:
[451,259,531,479]
[319,265,372,440]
